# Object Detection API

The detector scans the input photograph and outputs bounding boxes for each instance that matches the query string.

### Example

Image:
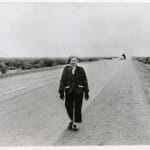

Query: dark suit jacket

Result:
[59,65,89,95]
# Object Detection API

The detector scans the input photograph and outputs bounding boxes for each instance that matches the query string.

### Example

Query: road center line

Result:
[0,75,58,97]
[0,85,29,96]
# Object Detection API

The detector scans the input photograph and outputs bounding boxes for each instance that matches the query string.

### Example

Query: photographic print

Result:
[0,2,150,147]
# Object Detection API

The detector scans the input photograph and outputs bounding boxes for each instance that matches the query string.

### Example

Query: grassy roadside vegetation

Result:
[134,57,150,64]
[0,56,117,75]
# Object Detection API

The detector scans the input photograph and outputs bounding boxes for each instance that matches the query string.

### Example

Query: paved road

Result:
[0,58,150,145]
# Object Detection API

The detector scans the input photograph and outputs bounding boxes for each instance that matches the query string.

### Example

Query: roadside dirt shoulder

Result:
[133,59,150,104]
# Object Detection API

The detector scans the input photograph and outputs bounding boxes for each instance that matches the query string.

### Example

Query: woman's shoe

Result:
[68,122,73,130]
[72,124,79,131]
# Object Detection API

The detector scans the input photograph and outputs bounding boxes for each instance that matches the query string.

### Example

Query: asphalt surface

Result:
[0,59,150,146]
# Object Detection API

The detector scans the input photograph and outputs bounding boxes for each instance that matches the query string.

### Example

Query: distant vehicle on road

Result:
[122,53,126,59]
[120,53,127,60]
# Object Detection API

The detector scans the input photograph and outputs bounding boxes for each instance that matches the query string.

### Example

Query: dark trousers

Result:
[65,92,83,123]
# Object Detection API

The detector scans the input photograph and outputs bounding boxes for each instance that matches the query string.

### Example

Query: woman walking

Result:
[59,56,89,131]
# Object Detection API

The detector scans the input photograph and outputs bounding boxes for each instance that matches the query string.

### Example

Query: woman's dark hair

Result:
[67,56,78,64]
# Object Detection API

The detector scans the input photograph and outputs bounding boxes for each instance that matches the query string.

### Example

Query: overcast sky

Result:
[0,3,150,57]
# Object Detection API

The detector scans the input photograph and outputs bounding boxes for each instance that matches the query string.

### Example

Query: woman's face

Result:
[70,57,78,67]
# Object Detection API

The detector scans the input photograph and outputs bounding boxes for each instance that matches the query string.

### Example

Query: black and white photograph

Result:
[0,1,150,148]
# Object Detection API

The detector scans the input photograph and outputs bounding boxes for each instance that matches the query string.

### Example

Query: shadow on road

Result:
[53,128,81,146]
